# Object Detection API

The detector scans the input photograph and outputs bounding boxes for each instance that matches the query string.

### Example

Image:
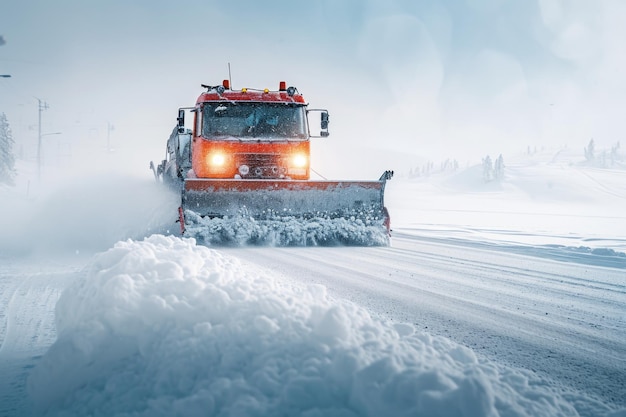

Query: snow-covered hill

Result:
[388,149,626,255]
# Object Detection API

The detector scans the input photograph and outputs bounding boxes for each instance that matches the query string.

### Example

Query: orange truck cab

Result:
[187,80,328,181]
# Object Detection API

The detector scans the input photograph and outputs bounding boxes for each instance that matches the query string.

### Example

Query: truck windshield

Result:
[202,102,307,140]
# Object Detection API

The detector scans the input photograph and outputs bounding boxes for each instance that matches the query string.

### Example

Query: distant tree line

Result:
[408,159,459,178]
[482,154,504,183]
[584,138,622,168]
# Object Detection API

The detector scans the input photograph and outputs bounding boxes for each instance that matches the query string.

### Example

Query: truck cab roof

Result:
[197,82,307,105]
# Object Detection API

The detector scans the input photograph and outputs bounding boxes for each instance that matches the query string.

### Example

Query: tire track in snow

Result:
[573,167,626,200]
[0,260,81,417]
[0,272,21,356]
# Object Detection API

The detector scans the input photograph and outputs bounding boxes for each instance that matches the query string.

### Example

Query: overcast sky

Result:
[1,0,625,177]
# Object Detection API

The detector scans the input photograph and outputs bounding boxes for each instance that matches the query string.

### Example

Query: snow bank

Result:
[29,235,591,416]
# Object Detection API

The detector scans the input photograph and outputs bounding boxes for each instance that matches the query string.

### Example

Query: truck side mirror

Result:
[177,109,185,132]
[321,112,329,129]
[307,109,330,138]
[320,111,329,137]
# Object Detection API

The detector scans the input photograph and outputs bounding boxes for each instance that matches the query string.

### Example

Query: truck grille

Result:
[236,153,287,179]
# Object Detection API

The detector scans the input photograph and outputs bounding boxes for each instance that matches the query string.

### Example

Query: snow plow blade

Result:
[181,171,393,246]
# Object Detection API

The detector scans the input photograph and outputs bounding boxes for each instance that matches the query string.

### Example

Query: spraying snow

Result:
[184,210,390,247]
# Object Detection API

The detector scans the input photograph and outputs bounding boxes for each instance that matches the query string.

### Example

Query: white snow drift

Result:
[30,234,593,417]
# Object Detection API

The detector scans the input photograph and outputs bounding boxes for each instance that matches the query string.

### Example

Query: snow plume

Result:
[29,235,589,417]
[0,173,179,256]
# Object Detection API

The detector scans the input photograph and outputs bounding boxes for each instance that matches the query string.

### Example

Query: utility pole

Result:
[36,98,49,180]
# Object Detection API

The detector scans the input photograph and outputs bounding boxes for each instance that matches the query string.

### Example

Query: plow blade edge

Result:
[183,178,387,220]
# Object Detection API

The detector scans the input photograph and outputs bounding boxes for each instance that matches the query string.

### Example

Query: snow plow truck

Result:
[151,80,393,246]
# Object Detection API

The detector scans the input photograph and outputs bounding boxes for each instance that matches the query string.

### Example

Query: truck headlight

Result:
[291,154,308,168]
[288,154,308,177]
[209,153,226,167]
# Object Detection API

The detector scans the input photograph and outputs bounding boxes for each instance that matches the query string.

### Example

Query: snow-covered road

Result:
[226,232,626,409]
[227,234,626,406]
[1,231,624,416]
